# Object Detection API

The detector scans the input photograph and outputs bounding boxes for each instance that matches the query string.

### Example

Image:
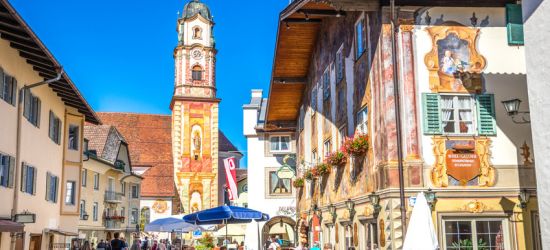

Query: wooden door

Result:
[29,235,41,250]
[14,233,24,250]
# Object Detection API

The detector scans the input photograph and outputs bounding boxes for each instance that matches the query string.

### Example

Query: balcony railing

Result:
[104,220,122,229]
[104,191,123,203]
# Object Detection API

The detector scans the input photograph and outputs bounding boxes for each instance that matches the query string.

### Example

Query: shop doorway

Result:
[262,216,296,249]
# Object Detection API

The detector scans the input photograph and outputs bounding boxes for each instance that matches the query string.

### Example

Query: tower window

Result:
[193,27,202,39]
[192,65,203,81]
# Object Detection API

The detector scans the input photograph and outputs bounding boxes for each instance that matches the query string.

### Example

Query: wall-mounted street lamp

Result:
[502,99,530,124]
[82,212,89,221]
[368,192,382,215]
[425,188,437,209]
[345,199,355,220]
[518,189,530,209]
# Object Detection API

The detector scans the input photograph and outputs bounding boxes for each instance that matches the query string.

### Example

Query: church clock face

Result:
[192,50,203,59]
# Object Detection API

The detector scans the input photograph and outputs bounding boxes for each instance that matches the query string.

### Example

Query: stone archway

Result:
[262,216,296,248]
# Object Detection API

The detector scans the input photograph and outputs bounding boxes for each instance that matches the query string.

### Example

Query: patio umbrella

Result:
[183,205,269,248]
[403,192,439,250]
[145,217,202,233]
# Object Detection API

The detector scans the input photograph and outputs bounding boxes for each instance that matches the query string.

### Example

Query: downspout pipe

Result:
[12,67,64,218]
[389,0,408,235]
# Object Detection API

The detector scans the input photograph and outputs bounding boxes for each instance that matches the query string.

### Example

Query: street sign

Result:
[408,196,417,207]
[193,229,202,238]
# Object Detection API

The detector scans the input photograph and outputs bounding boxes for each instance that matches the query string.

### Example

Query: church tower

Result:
[171,0,219,213]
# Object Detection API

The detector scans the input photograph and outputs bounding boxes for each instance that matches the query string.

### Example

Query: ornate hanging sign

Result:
[445,148,481,185]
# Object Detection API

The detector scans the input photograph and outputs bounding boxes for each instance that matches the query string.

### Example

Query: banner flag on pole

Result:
[223,157,238,201]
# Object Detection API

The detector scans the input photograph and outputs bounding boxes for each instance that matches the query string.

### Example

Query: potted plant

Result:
[315,163,331,176]
[326,151,347,167]
[195,233,215,250]
[342,134,369,157]
[293,178,305,188]
[304,169,314,181]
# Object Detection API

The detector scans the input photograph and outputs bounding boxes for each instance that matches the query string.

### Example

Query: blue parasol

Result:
[183,205,269,248]
[145,217,202,232]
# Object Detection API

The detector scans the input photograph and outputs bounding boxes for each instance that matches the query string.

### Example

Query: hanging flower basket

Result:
[326,151,347,167]
[315,163,331,176]
[342,134,369,157]
[293,178,305,188]
[304,169,314,181]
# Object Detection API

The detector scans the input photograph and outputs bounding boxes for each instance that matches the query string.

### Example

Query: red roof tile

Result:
[97,112,175,197]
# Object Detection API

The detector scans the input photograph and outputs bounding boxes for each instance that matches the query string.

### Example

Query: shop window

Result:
[443,218,507,249]
[268,171,292,195]
[131,208,139,224]
[270,136,290,153]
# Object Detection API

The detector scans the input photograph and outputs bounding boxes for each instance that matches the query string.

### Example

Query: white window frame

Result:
[356,106,368,134]
[65,181,76,205]
[80,200,86,219]
[81,169,87,187]
[265,167,293,197]
[131,184,140,199]
[269,135,291,153]
[131,208,139,224]
[311,149,318,164]
[92,202,99,221]
[440,94,477,136]
[93,172,99,190]
[68,124,79,151]
[323,139,332,157]
[441,217,510,250]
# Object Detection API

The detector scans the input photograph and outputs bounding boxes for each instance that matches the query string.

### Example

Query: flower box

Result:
[342,134,369,156]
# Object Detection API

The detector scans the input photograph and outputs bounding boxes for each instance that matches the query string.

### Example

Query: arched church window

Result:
[192,65,203,81]
[193,27,202,39]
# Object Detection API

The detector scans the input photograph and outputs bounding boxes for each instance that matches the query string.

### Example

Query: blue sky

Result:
[10,0,288,166]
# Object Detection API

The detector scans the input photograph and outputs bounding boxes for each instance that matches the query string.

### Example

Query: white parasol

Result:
[403,192,439,250]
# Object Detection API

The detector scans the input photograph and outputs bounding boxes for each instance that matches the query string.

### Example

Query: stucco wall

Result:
[523,0,550,248]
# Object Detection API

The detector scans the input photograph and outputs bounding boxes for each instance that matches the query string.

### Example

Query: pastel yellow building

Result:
[0,0,99,249]
[80,125,142,246]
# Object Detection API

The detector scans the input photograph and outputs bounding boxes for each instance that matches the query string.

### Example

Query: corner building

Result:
[266,0,539,249]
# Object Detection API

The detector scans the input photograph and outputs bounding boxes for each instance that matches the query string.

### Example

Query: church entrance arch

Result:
[262,216,296,249]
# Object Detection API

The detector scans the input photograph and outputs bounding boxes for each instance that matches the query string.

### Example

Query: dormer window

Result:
[193,27,202,39]
[192,65,203,81]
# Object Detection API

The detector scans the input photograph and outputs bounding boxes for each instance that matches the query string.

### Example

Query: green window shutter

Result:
[8,156,15,188]
[476,94,497,136]
[422,93,442,135]
[506,4,524,45]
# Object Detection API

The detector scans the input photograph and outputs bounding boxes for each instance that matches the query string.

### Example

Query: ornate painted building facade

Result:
[266,0,539,249]
[171,0,220,214]
[96,0,242,235]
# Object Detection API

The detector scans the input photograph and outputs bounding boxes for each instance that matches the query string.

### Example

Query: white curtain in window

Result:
[458,98,474,133]
[270,172,278,193]
[440,97,454,127]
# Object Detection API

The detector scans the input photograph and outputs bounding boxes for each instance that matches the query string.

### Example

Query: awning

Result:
[0,220,24,233]
[45,229,78,237]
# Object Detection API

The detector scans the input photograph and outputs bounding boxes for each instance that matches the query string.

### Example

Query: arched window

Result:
[192,65,203,81]
[193,27,202,39]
